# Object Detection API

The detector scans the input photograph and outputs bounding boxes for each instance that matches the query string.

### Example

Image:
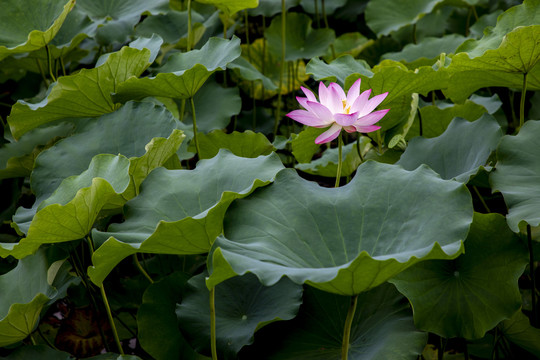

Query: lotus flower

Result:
[286,79,389,144]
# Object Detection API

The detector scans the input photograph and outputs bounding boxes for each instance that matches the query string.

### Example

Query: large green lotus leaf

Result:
[124,129,185,199]
[248,0,299,17]
[187,80,241,132]
[0,345,72,360]
[469,10,503,39]
[306,55,373,85]
[343,60,449,132]
[7,154,131,258]
[0,0,75,60]
[345,60,448,109]
[265,13,335,61]
[207,162,473,295]
[407,95,501,139]
[444,25,540,103]
[4,4,99,70]
[308,58,423,137]
[291,127,325,164]
[228,57,278,91]
[48,5,98,51]
[0,123,74,179]
[296,140,371,178]
[490,120,540,232]
[88,151,284,285]
[76,0,169,44]
[137,272,202,360]
[365,0,444,36]
[115,36,241,101]
[499,310,540,357]
[299,0,347,15]
[247,283,426,360]
[0,250,59,346]
[10,102,183,239]
[195,0,258,14]
[177,272,302,358]
[129,35,164,64]
[397,115,502,183]
[77,0,168,20]
[238,39,309,100]
[32,101,180,203]
[456,0,540,58]
[136,10,205,44]
[322,33,373,63]
[8,46,151,140]
[190,130,274,159]
[382,34,466,69]
[390,213,528,339]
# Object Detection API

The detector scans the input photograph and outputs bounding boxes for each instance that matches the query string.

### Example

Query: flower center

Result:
[342,100,351,114]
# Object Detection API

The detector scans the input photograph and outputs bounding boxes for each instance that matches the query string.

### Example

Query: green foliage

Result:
[251,283,427,359]
[177,273,302,357]
[207,162,472,295]
[0,0,537,358]
[0,0,75,60]
[491,120,540,231]
[391,213,528,339]
[398,114,502,183]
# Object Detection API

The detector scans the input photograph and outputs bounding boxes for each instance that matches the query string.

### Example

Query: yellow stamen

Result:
[342,100,351,114]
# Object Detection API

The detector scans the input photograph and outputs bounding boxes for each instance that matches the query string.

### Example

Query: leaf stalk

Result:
[341,294,358,360]
[210,286,218,360]
[190,97,201,157]
[519,72,528,130]
[335,133,343,187]
[274,0,286,138]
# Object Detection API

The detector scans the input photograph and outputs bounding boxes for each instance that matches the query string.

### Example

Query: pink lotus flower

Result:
[286,79,389,144]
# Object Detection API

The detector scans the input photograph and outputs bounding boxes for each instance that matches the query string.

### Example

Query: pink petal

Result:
[296,96,313,111]
[329,83,346,101]
[318,82,330,108]
[315,123,342,144]
[301,86,317,102]
[343,125,357,133]
[327,83,346,113]
[353,125,381,133]
[359,92,389,117]
[346,78,361,106]
[354,109,390,127]
[306,101,335,125]
[334,111,360,126]
[286,110,325,127]
[349,89,372,115]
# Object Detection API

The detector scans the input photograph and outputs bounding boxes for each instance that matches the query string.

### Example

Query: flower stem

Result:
[187,0,192,51]
[519,72,528,130]
[274,0,286,138]
[321,0,336,59]
[528,225,538,327]
[244,10,257,129]
[180,99,186,122]
[314,0,320,28]
[29,333,37,345]
[100,284,124,354]
[190,97,201,157]
[335,133,343,188]
[341,294,358,360]
[46,45,56,82]
[210,286,218,360]
[133,254,153,283]
[87,237,124,355]
[223,12,228,38]
[472,186,490,213]
[355,136,364,162]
